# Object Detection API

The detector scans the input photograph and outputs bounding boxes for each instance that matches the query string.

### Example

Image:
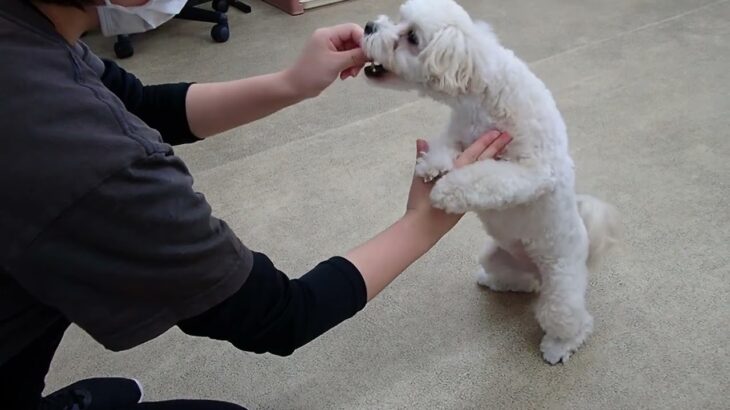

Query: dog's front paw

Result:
[430,178,470,214]
[415,150,454,182]
[415,157,444,182]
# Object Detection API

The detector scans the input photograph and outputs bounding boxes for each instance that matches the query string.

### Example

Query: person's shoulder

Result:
[0,2,182,266]
[0,21,165,157]
[1,9,93,127]
[0,17,172,193]
[0,33,154,161]
[0,2,70,67]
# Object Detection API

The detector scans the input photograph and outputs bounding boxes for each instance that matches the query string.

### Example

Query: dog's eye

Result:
[407,30,419,46]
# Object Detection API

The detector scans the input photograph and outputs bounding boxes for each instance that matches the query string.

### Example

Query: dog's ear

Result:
[421,26,482,95]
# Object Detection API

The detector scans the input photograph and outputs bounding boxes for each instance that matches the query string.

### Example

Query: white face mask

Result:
[97,0,188,37]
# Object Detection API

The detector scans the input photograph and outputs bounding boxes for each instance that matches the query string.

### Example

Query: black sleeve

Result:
[100,59,200,145]
[178,251,368,356]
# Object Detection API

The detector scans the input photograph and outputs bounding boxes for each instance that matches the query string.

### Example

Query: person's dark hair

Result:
[27,0,96,8]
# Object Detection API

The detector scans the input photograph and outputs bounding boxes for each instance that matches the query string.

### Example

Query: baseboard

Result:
[261,0,350,15]
[261,0,303,15]
[300,0,349,9]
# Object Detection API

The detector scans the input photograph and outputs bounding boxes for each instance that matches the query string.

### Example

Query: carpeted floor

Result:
[47,1,729,408]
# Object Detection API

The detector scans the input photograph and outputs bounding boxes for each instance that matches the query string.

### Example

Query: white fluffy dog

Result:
[361,0,619,364]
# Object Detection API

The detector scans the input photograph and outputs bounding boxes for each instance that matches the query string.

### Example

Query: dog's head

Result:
[361,0,492,97]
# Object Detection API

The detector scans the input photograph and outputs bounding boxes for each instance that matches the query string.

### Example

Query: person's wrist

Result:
[280,67,320,100]
[279,68,309,101]
[401,208,461,240]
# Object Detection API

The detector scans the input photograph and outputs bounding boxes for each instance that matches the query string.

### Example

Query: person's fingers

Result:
[327,25,369,78]
[340,39,360,52]
[496,134,512,157]
[454,130,502,168]
[331,23,364,48]
[497,143,508,157]
[347,64,363,77]
[340,67,354,80]
[326,23,364,51]
[337,53,367,80]
[409,139,432,202]
[338,47,368,70]
[477,132,512,161]
[339,64,363,80]
[416,139,429,157]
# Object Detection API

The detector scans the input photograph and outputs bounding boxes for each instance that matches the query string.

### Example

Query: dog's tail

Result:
[577,194,620,269]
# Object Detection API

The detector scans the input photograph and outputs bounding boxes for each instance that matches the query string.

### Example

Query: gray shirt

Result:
[0,0,253,364]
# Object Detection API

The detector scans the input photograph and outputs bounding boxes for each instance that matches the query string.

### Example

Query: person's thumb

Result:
[338,47,368,69]
[416,139,429,158]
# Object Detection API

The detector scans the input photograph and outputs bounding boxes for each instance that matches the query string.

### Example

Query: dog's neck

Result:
[442,41,564,160]
[455,42,549,132]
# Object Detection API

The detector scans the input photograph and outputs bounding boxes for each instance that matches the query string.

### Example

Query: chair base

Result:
[113,0,250,59]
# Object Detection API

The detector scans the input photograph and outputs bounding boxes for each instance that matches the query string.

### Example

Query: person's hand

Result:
[283,23,368,99]
[404,131,512,229]
[345,130,510,302]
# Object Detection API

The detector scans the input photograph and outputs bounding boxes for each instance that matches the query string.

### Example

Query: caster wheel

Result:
[211,24,229,43]
[213,0,229,13]
[114,39,133,59]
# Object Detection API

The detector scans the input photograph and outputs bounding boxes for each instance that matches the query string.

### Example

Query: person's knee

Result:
[135,400,247,410]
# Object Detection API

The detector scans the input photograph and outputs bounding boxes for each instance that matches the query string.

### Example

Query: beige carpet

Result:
[48,0,728,408]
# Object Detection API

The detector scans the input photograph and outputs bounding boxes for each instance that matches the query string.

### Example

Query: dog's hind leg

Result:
[534,261,593,365]
[475,241,540,293]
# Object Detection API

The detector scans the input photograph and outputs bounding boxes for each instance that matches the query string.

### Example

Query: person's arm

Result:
[178,131,512,356]
[101,24,366,141]
[185,23,368,138]
[183,71,304,139]
[178,251,367,356]
[100,59,199,145]
[11,126,507,357]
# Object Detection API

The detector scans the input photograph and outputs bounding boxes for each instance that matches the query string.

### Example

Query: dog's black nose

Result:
[364,21,377,35]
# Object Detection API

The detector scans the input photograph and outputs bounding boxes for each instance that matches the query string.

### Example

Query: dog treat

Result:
[364,63,388,78]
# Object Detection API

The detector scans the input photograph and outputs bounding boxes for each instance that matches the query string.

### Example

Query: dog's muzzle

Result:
[363,21,389,79]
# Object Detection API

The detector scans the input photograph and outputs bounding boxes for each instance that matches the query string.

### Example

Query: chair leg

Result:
[176,5,227,24]
[175,5,230,43]
[229,0,252,13]
[211,0,251,14]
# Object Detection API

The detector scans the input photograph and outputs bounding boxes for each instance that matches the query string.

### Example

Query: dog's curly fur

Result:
[362,0,620,364]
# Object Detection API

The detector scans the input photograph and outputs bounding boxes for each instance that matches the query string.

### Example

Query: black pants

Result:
[123,400,246,409]
[2,322,248,410]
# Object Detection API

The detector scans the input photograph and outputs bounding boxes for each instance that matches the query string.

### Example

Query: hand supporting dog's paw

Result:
[415,149,455,183]
[429,175,471,214]
[419,131,512,213]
